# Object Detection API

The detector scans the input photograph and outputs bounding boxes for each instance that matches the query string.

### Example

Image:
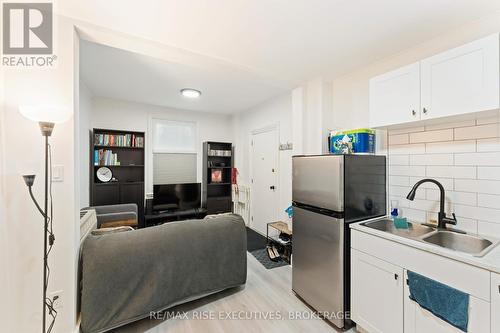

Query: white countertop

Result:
[350,218,500,274]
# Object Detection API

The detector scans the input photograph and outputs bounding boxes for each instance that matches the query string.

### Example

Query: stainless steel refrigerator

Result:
[292,154,386,329]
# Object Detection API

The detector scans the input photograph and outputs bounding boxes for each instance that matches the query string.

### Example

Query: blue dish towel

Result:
[407,271,469,332]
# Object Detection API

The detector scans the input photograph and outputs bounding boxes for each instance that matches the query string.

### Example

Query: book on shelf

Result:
[94,133,144,148]
[94,149,120,166]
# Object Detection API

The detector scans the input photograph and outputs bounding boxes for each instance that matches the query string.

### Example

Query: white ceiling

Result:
[80,40,291,113]
[75,1,500,113]
[65,0,500,84]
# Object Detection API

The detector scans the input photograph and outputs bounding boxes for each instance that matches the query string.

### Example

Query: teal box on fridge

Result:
[330,128,375,154]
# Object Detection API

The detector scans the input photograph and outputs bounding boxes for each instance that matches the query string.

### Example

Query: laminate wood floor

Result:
[111,253,356,333]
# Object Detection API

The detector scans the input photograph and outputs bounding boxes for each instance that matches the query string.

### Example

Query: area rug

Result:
[249,248,288,269]
[246,227,267,251]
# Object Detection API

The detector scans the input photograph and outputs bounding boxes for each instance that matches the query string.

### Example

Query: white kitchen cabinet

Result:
[404,270,491,333]
[369,33,500,128]
[492,273,500,333]
[369,62,420,127]
[351,249,404,333]
[421,34,500,120]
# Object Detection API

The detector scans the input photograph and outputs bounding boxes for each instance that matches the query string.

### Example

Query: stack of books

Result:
[208,149,231,157]
[94,149,120,166]
[94,133,144,148]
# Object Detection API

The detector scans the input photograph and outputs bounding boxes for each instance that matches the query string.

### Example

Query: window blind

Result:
[153,153,197,185]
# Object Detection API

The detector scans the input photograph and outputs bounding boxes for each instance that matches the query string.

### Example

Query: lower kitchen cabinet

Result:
[493,273,500,333]
[404,270,490,333]
[351,249,404,333]
[351,229,495,333]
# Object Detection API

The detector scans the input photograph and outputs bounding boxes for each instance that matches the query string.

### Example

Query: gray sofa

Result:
[80,214,247,333]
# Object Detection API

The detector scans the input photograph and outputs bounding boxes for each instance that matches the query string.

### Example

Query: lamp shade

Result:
[19,105,72,123]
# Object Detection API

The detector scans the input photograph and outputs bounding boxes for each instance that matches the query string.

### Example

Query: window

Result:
[152,119,197,153]
[152,119,197,184]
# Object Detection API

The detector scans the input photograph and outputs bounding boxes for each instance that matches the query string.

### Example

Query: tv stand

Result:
[144,207,207,228]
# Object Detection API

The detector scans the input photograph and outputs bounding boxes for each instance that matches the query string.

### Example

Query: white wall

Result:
[232,93,293,223]
[1,15,78,333]
[89,97,233,194]
[79,81,92,208]
[331,11,500,130]
[0,59,10,332]
[387,117,500,238]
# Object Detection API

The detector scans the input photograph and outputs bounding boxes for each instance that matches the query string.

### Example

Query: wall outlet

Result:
[48,290,63,309]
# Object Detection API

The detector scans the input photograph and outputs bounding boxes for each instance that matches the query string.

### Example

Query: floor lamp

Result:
[19,106,71,333]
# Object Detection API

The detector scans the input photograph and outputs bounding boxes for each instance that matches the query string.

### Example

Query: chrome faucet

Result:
[406,178,457,229]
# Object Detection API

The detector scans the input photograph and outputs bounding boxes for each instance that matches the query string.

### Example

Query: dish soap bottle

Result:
[390,200,399,219]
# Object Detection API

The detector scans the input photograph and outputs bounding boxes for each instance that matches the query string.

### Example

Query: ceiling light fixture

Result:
[180,88,201,98]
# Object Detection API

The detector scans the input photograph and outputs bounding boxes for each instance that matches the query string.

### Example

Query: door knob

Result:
[423,107,428,114]
[270,186,275,190]
[411,110,416,116]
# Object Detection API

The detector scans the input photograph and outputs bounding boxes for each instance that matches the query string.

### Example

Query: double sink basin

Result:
[361,218,499,257]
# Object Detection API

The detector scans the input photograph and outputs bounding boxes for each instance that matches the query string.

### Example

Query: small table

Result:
[266,221,292,263]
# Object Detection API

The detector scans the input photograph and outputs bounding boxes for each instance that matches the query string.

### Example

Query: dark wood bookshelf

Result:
[90,128,145,227]
[202,141,233,214]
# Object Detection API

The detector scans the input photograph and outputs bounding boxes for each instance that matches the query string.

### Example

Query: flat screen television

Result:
[153,183,201,212]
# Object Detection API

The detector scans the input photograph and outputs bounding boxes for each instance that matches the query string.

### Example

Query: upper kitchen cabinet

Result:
[369,62,421,127]
[421,33,500,120]
[369,33,500,128]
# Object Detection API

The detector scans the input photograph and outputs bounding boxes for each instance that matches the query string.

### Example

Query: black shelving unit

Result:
[90,128,145,227]
[202,141,233,214]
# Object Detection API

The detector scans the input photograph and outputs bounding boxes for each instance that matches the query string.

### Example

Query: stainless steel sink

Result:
[362,218,435,238]
[361,218,499,257]
[422,231,498,257]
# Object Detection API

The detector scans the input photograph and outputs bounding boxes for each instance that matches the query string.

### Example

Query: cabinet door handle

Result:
[498,285,500,293]
[394,273,398,280]
[423,107,428,114]
[411,110,416,116]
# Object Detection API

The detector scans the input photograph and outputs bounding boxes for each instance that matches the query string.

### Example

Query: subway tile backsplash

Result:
[387,117,500,237]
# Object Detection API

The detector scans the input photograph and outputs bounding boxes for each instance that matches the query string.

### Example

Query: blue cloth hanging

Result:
[407,271,469,332]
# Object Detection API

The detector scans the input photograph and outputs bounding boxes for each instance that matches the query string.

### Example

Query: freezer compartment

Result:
[292,155,344,212]
[292,205,345,328]
[344,155,387,222]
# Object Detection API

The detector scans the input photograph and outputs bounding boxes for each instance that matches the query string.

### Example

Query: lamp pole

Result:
[20,105,65,333]
[42,133,48,333]
[40,122,54,333]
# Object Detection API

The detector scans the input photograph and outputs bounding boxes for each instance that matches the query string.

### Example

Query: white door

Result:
[369,62,421,128]
[421,33,500,120]
[250,128,278,235]
[404,270,490,333]
[492,273,500,333]
[351,249,404,333]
